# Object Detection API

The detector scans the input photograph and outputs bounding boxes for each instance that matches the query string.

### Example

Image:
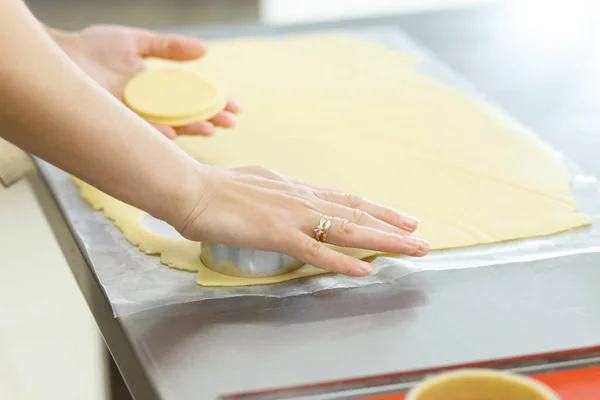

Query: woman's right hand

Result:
[176,165,430,277]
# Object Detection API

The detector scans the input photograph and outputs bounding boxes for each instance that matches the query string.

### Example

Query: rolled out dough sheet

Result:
[75,34,591,287]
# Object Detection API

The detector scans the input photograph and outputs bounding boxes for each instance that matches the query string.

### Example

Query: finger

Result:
[209,111,236,128]
[138,32,207,61]
[323,217,430,257]
[316,192,419,233]
[319,201,410,235]
[174,121,215,136]
[287,233,373,277]
[152,124,177,140]
[225,98,242,114]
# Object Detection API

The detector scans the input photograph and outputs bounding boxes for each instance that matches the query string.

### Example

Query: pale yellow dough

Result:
[123,69,224,120]
[140,98,227,127]
[75,34,591,287]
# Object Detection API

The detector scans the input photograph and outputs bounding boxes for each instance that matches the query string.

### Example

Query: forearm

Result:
[0,1,204,227]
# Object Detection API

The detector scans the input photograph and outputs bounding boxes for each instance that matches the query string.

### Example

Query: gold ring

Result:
[314,215,333,243]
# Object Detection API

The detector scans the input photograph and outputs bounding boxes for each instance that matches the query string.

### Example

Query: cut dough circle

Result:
[141,97,227,127]
[124,69,224,120]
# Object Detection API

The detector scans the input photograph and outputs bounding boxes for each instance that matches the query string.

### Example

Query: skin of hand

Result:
[181,165,430,277]
[47,25,241,139]
[0,0,429,278]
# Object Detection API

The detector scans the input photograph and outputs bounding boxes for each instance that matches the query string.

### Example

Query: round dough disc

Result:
[143,96,227,127]
[124,69,222,119]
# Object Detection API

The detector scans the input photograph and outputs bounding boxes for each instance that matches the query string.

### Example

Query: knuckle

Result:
[237,165,261,174]
[402,237,420,254]
[316,190,332,201]
[382,208,400,224]
[392,233,410,249]
[351,208,369,225]
[157,37,171,53]
[346,194,364,209]
[301,238,322,262]
[338,219,356,236]
[380,232,412,254]
[258,166,278,177]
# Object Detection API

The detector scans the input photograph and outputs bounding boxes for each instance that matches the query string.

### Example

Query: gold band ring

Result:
[314,215,333,243]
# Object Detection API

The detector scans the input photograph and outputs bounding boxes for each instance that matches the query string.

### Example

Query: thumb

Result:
[138,32,207,61]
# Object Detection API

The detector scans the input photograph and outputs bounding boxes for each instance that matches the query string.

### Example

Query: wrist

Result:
[160,157,217,235]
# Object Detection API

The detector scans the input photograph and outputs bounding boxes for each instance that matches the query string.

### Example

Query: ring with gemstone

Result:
[314,215,333,243]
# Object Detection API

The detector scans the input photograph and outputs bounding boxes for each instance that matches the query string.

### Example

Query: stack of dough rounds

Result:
[124,69,226,126]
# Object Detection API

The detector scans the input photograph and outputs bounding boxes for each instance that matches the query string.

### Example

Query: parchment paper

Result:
[37,26,600,317]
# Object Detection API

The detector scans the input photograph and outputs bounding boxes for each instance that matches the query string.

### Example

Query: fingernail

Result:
[403,216,419,230]
[358,261,372,274]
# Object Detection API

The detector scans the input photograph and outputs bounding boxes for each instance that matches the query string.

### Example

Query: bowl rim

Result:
[405,368,560,400]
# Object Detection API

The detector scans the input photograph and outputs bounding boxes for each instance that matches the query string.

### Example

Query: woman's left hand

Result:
[52,25,241,139]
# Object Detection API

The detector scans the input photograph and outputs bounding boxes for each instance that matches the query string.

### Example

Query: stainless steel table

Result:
[31,4,600,399]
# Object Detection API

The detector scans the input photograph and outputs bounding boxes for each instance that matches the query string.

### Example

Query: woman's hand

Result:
[179,166,430,277]
[49,25,240,139]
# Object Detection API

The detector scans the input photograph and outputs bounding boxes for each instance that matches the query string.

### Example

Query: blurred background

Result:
[3,0,597,400]
[27,0,490,30]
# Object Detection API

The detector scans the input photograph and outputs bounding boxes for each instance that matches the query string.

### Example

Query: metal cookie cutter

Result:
[201,243,303,278]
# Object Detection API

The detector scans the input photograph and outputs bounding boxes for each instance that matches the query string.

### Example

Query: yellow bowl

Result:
[406,369,559,400]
